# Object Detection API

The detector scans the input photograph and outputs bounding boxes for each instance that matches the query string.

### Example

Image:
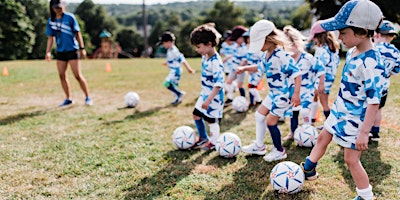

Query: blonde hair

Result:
[314,31,340,53]
[283,25,306,51]
[265,29,290,51]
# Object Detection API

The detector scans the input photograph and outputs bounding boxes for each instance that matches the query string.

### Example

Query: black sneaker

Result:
[369,132,380,141]
[224,99,233,107]
[300,162,318,180]
[192,138,209,149]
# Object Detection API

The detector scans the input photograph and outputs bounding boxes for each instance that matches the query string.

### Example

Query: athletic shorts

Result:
[379,92,387,109]
[56,50,80,61]
[192,108,221,124]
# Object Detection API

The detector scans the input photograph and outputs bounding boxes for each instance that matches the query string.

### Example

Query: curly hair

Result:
[190,23,221,47]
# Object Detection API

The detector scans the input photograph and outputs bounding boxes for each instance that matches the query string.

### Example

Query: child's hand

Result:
[355,132,369,151]
[291,94,300,107]
[317,83,325,94]
[202,100,211,110]
[189,68,196,74]
[236,67,245,74]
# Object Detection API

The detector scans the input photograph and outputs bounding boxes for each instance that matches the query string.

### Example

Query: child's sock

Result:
[167,84,181,97]
[208,122,220,144]
[370,126,380,134]
[226,83,234,100]
[249,88,262,102]
[323,110,330,119]
[356,185,373,200]
[304,156,318,171]
[300,108,312,125]
[194,119,208,140]
[255,111,266,147]
[249,91,254,105]
[290,111,299,133]
[239,88,246,97]
[267,124,283,152]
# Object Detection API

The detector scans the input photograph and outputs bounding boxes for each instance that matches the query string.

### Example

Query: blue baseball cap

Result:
[319,0,382,31]
[378,20,398,35]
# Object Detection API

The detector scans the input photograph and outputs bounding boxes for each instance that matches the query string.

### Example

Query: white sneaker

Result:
[242,141,266,155]
[263,147,287,162]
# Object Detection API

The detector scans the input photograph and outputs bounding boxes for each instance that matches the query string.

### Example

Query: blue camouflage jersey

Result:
[375,42,400,95]
[194,53,225,119]
[247,50,264,86]
[324,47,385,149]
[314,44,340,93]
[219,41,237,73]
[164,45,186,85]
[296,52,325,109]
[259,48,301,117]
[231,43,248,72]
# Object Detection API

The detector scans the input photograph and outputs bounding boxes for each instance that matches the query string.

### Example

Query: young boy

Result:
[301,1,384,199]
[370,20,400,141]
[159,31,195,105]
[190,24,225,150]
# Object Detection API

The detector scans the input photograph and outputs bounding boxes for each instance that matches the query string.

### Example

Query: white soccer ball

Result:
[215,132,241,158]
[172,126,197,149]
[124,92,140,108]
[232,96,249,112]
[270,161,305,194]
[294,124,319,147]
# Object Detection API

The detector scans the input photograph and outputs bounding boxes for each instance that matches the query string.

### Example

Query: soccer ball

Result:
[232,96,249,112]
[124,92,140,108]
[215,132,242,158]
[294,124,319,147]
[172,126,197,149]
[270,161,305,194]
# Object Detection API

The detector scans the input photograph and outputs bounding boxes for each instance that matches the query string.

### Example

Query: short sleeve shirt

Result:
[46,12,80,52]
[375,42,400,92]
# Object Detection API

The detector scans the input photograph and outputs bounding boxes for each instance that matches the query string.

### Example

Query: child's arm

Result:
[317,74,325,94]
[356,104,379,151]
[182,60,195,74]
[202,86,221,110]
[291,75,301,107]
[222,55,233,63]
[236,64,258,74]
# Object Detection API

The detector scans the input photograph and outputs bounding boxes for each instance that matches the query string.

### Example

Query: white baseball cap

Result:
[319,0,382,31]
[248,20,275,53]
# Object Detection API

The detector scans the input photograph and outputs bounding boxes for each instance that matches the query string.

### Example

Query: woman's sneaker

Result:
[59,99,73,107]
[263,147,287,162]
[300,162,319,180]
[241,141,266,155]
[85,97,93,106]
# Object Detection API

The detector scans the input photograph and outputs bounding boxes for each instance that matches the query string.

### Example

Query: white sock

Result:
[208,122,220,144]
[255,111,266,147]
[300,108,311,125]
[226,83,234,100]
[356,185,373,200]
[310,101,318,121]
[249,88,262,102]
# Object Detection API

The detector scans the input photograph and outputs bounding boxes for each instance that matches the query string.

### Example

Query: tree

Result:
[115,28,143,58]
[290,3,312,30]
[203,0,246,34]
[0,0,35,60]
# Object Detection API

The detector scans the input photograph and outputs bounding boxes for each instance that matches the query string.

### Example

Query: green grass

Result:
[0,58,399,199]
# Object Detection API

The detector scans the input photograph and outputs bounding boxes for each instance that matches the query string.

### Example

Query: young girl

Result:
[45,0,92,106]
[309,29,340,125]
[301,1,384,199]
[282,25,325,140]
[237,20,301,162]
[190,24,225,150]
[159,31,195,105]
[219,31,236,76]
[370,20,400,141]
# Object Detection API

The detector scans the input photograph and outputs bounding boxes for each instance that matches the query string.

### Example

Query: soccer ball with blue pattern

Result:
[124,92,140,108]
[232,96,249,112]
[215,132,241,158]
[294,124,319,147]
[172,126,197,149]
[270,161,305,194]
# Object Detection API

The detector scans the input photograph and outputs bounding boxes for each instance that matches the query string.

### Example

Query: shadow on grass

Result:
[333,141,392,196]
[102,105,172,125]
[221,107,248,132]
[124,149,212,199]
[0,106,61,125]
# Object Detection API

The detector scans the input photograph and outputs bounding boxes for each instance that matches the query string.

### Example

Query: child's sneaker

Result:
[353,196,364,200]
[192,138,209,149]
[171,91,186,105]
[263,147,287,162]
[369,132,380,141]
[201,141,215,151]
[241,141,266,155]
[85,97,93,106]
[59,99,73,107]
[283,132,294,141]
[224,99,233,107]
[300,162,319,180]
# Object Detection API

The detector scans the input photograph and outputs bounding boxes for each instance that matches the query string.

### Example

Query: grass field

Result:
[0,58,399,199]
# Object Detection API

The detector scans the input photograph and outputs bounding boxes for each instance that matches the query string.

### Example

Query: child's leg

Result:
[307,129,332,163]
[242,105,268,155]
[208,120,220,145]
[319,93,330,119]
[344,148,373,200]
[266,115,283,151]
[225,77,235,102]
[290,110,300,134]
[164,81,181,96]
[249,87,262,104]
[237,74,246,97]
[193,114,208,140]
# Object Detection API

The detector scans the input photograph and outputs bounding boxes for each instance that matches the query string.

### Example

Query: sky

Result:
[65,0,198,5]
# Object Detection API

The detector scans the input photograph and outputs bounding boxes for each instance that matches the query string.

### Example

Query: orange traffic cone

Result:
[2,66,9,76]
[105,62,112,72]
[256,79,264,91]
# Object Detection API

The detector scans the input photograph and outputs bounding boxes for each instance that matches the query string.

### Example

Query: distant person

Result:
[300,1,384,199]
[219,30,236,75]
[190,24,225,150]
[159,31,195,105]
[370,20,400,141]
[45,0,92,106]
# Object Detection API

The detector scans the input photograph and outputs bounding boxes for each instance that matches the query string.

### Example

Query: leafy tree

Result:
[176,20,200,57]
[0,0,35,60]
[115,28,143,58]
[290,3,312,30]
[203,0,246,34]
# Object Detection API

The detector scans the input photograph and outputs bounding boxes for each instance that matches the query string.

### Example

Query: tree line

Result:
[0,0,399,60]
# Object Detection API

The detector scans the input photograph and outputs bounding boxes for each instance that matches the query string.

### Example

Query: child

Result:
[219,30,236,76]
[370,20,400,141]
[190,24,225,150]
[159,31,195,105]
[309,27,340,125]
[237,20,301,162]
[301,1,384,199]
[282,25,325,140]
[224,26,248,106]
